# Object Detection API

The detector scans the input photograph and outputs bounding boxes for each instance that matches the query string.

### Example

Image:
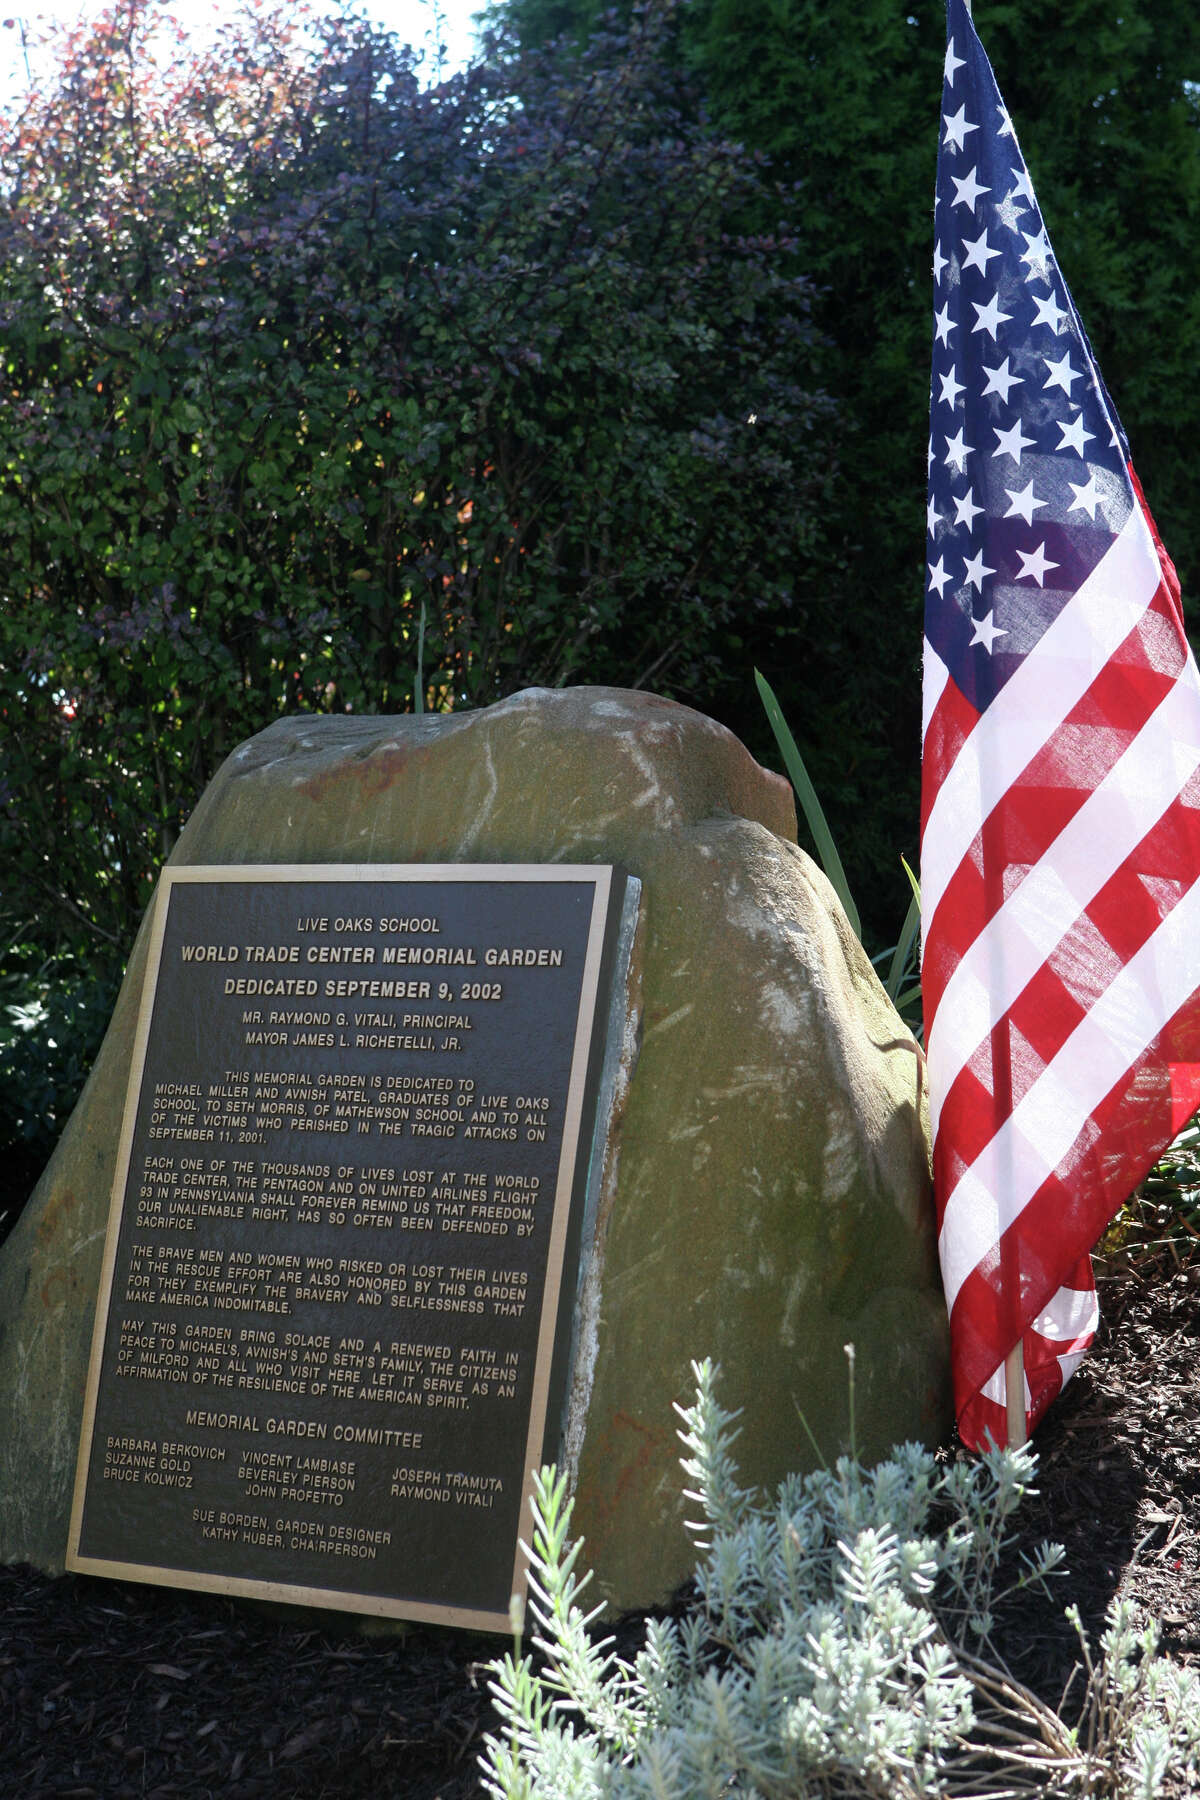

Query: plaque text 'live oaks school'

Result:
[68,866,620,1631]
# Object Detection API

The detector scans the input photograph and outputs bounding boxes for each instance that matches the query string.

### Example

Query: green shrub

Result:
[0,0,833,979]
[0,953,117,1236]
[482,1359,1200,1798]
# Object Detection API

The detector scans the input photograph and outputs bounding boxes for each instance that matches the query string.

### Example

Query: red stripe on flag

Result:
[935,766,1200,1188]
[949,984,1200,1447]
[931,768,1200,1233]
[1170,1066,1200,1137]
[922,578,1187,1021]
[964,1395,1013,1453]
[958,1266,1096,1452]
[1131,463,1185,635]
[1023,1278,1095,1405]
[921,672,980,836]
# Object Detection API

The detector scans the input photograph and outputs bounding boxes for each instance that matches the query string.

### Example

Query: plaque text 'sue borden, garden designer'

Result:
[68,865,625,1631]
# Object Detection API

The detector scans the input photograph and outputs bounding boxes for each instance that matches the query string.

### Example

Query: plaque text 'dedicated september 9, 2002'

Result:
[68,865,622,1631]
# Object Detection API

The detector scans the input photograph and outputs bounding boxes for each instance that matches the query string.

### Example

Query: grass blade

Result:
[884,881,922,1003]
[755,668,862,941]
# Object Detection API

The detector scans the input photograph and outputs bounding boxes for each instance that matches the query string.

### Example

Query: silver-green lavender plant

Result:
[481,1358,1200,1799]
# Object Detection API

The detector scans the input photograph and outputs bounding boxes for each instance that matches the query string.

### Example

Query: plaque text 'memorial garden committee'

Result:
[69,865,622,1631]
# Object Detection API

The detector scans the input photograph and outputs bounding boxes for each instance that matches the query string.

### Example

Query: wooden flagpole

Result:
[1005,1340,1025,1448]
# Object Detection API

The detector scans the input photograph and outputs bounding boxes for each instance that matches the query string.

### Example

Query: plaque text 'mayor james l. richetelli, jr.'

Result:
[67,865,624,1632]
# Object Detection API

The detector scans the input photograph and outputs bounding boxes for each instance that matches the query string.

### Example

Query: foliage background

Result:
[0,0,835,1214]
[502,0,1200,910]
[1,0,1197,1220]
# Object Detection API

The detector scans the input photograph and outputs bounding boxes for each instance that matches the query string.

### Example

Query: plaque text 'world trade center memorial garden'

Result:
[67,865,626,1631]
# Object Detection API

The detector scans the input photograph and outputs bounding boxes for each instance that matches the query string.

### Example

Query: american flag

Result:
[922,0,1200,1451]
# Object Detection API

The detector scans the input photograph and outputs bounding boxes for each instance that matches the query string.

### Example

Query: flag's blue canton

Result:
[928,0,1133,714]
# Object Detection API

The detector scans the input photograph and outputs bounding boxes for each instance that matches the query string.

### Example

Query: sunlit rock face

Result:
[0,687,948,1609]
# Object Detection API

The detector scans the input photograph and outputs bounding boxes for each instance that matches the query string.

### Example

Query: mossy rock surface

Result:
[0,687,949,1609]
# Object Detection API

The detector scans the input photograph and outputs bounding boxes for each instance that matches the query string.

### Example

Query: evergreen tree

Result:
[496,0,1200,941]
[0,1,834,1203]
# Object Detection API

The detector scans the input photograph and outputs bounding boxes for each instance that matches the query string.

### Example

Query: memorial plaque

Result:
[67,864,626,1631]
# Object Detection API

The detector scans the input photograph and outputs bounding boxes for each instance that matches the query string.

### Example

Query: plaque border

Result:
[66,862,618,1633]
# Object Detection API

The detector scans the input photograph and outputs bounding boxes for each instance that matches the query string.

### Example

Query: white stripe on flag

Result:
[927,674,1200,1135]
[981,1359,1029,1410]
[1056,1347,1088,1388]
[1031,1283,1098,1344]
[922,642,951,748]
[939,866,1200,1311]
[921,509,1161,929]
[977,1284,1096,1417]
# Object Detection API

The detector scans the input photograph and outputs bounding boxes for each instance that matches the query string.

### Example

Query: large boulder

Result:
[0,687,949,1609]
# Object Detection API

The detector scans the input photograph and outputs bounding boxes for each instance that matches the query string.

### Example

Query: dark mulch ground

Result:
[985,1251,1200,1709]
[2,1238,1197,1799]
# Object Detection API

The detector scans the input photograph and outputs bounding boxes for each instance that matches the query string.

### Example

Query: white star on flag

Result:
[1008,167,1035,207]
[939,368,967,408]
[944,426,973,472]
[971,293,1011,338]
[1014,541,1060,585]
[962,548,996,591]
[962,228,1000,274]
[943,104,977,150]
[982,357,1023,403]
[1043,351,1081,395]
[951,166,989,211]
[1067,474,1102,519]
[968,609,1007,651]
[1032,291,1068,333]
[1020,226,1053,279]
[1003,478,1045,523]
[953,488,984,529]
[1056,415,1096,457]
[992,419,1036,464]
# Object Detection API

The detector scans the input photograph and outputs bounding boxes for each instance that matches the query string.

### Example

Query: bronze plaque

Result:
[68,864,624,1631]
